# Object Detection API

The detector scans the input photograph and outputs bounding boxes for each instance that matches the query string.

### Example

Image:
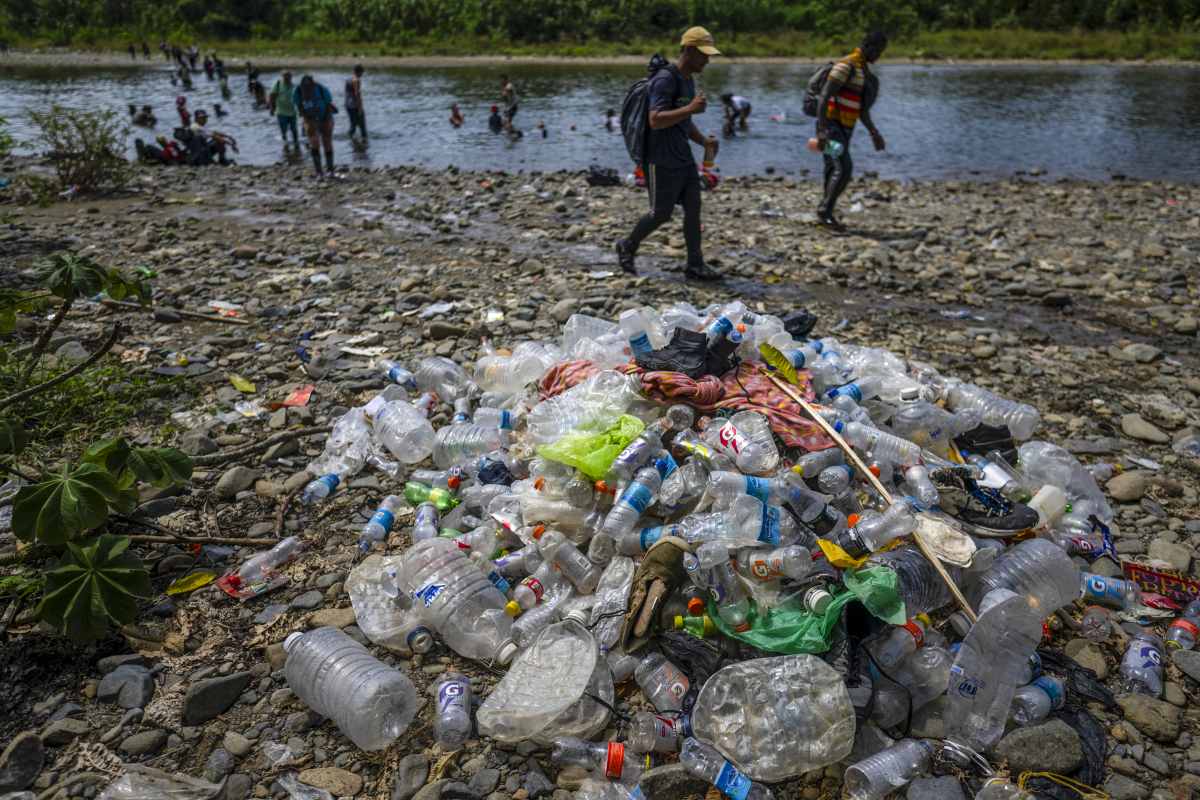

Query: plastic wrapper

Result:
[536,414,645,480]
[98,766,224,800]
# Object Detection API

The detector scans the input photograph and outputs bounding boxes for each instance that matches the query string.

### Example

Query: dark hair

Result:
[720,93,733,102]
[862,31,889,53]
[354,64,364,75]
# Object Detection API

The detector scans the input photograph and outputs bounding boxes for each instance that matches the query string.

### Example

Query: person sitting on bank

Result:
[190,109,238,166]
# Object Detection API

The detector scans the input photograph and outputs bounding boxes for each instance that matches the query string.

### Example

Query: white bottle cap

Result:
[564,608,591,625]
[497,641,518,665]
[283,632,303,653]
[364,395,387,418]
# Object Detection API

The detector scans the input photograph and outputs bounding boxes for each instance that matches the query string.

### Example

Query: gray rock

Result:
[1122,343,1161,363]
[215,466,260,499]
[413,780,449,800]
[179,430,219,456]
[97,664,155,709]
[204,747,236,782]
[1103,775,1150,800]
[994,719,1083,775]
[1107,471,1151,502]
[226,773,253,800]
[428,321,468,340]
[1148,538,1192,572]
[638,763,711,800]
[40,719,89,746]
[443,782,481,800]
[119,729,167,757]
[1118,694,1182,742]
[1174,649,1200,684]
[524,764,555,800]
[1121,414,1169,444]
[549,299,579,323]
[182,671,253,725]
[468,769,500,797]
[253,604,288,625]
[908,777,966,800]
[97,654,146,674]
[0,731,44,792]
[392,753,431,800]
[47,703,84,723]
[290,590,324,610]
[223,731,253,758]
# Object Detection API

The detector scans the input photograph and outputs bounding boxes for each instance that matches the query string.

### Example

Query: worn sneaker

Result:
[931,466,1039,536]
[817,213,847,233]
[684,261,723,281]
[615,239,637,275]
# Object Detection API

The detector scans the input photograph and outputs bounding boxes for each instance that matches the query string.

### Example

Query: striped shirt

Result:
[826,50,868,129]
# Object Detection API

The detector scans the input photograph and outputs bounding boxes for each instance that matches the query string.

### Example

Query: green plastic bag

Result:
[536,414,645,481]
[708,566,905,654]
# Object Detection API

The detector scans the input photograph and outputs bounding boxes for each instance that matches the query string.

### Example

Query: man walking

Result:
[270,70,300,149]
[615,26,722,281]
[345,64,367,143]
[814,31,887,231]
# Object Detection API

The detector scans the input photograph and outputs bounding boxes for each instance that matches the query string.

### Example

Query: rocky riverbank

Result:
[0,162,1198,800]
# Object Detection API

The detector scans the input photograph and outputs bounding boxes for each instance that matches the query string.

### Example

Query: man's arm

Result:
[860,108,885,150]
[649,98,700,130]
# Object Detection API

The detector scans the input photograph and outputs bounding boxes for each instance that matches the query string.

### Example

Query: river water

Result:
[2,61,1199,181]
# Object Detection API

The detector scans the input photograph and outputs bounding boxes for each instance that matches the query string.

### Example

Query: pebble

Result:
[307,606,358,629]
[224,732,253,758]
[1118,694,1182,742]
[0,731,44,792]
[290,590,324,610]
[118,729,167,757]
[215,466,261,499]
[994,719,1084,775]
[392,754,431,800]
[182,672,253,726]
[40,719,89,746]
[96,664,155,709]
[1122,413,1170,444]
[1107,471,1152,502]
[298,767,364,797]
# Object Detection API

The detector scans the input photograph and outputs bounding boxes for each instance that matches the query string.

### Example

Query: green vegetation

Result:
[2,0,1199,60]
[27,106,132,195]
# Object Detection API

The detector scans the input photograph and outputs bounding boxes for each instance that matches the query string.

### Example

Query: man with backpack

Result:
[616,27,723,281]
[813,31,887,231]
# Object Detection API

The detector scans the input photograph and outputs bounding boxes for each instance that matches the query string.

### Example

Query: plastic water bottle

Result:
[843,739,934,800]
[359,495,404,552]
[944,380,1040,441]
[412,468,465,490]
[284,627,419,751]
[537,529,601,594]
[870,546,964,617]
[903,466,940,508]
[835,421,922,468]
[601,466,662,536]
[551,737,647,784]
[366,394,437,465]
[967,538,1080,614]
[301,473,341,504]
[868,616,929,670]
[511,594,568,647]
[414,356,471,401]
[1010,675,1065,725]
[434,673,473,749]
[976,779,1037,800]
[696,542,752,632]
[831,502,916,558]
[397,538,518,664]
[1079,605,1113,642]
[734,545,813,582]
[473,407,518,430]
[873,646,953,728]
[634,651,690,712]
[378,358,417,391]
[492,545,543,580]
[432,424,508,469]
[705,412,780,474]
[1120,633,1164,696]
[792,448,845,479]
[405,481,459,512]
[473,342,558,394]
[619,308,656,359]
[944,589,1044,750]
[1167,618,1199,651]
[783,480,849,539]
[410,502,440,542]
[680,737,775,800]
[510,561,563,612]
[1079,573,1141,610]
[626,711,685,753]
[231,536,304,593]
[706,471,789,508]
[817,465,854,495]
[966,453,1032,502]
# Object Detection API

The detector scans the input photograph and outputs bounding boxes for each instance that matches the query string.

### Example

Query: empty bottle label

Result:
[414,583,445,607]
[1033,676,1065,710]
[758,506,781,545]
[745,476,770,503]
[640,526,664,551]
[622,483,654,514]
[837,383,864,402]
[656,454,678,479]
[714,761,751,800]
[629,332,652,356]
[1081,574,1128,606]
[387,366,414,387]
[318,474,340,492]
[785,348,808,369]
[369,509,396,533]
[716,422,747,455]
[438,680,468,713]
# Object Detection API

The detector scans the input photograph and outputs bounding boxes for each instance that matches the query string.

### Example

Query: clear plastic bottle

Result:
[943,380,1040,441]
[845,739,934,800]
[512,594,569,648]
[966,453,1032,503]
[831,502,917,558]
[526,371,642,445]
[1078,572,1141,610]
[412,468,465,491]
[677,494,766,547]
[608,425,667,483]
[434,673,473,749]
[704,411,780,474]
[537,529,601,594]
[1167,618,1199,651]
[231,536,304,595]
[1010,675,1065,725]
[967,538,1080,614]
[473,341,559,395]
[903,465,940,509]
[301,473,341,504]
[707,471,791,507]
[432,424,508,470]
[869,546,964,617]
[451,396,473,425]
[414,356,471,401]
[601,466,663,538]
[975,779,1037,800]
[835,421,923,468]
[1079,605,1113,642]
[397,538,518,664]
[590,557,636,653]
[551,737,647,784]
[817,465,854,495]
[378,358,417,391]
[734,545,813,582]
[634,651,690,712]
[868,616,929,670]
[619,308,657,358]
[305,408,372,487]
[1120,633,1165,696]
[1017,441,1112,522]
[366,394,437,465]
[355,495,402,553]
[473,407,519,431]
[626,711,685,753]
[680,737,775,800]
[696,542,752,632]
[873,646,953,728]
[782,479,849,540]
[493,545,543,580]
[792,448,845,480]
[511,561,566,612]
[411,502,440,542]
[284,627,418,751]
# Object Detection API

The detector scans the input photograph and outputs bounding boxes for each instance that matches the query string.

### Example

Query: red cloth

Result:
[538,360,834,452]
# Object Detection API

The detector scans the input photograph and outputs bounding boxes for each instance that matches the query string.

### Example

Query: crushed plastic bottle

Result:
[680,737,776,800]
[434,673,473,749]
[843,739,935,800]
[1120,633,1164,696]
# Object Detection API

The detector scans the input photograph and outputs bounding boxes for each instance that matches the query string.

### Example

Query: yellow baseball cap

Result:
[680,26,721,55]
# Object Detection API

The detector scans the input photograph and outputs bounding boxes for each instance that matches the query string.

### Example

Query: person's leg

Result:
[626,163,681,251]
[347,109,358,138]
[818,124,851,219]
[680,169,703,266]
[305,118,322,174]
[288,116,299,147]
[321,117,334,172]
[277,115,289,143]
[359,109,368,141]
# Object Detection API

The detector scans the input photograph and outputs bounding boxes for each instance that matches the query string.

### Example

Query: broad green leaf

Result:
[37,534,151,643]
[36,252,108,301]
[12,463,121,544]
[82,437,130,474]
[127,447,193,488]
[229,374,256,393]
[0,418,27,456]
[166,570,216,595]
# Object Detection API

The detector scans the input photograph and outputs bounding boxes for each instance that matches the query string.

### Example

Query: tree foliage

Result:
[27,105,132,194]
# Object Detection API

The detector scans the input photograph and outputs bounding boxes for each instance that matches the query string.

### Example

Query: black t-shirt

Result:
[646,66,696,169]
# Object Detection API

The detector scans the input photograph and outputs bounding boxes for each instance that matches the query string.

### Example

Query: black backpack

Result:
[803,61,845,117]
[620,53,670,164]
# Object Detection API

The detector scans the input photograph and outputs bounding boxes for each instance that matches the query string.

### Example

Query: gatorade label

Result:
[714,761,752,800]
[369,509,395,534]
[655,453,678,479]
[746,554,780,581]
[745,476,771,503]
[438,679,467,714]
[604,742,626,779]
[716,421,747,455]
[622,483,654,514]
[1082,574,1128,606]
[1033,676,1064,710]
[1134,641,1163,669]
[758,506,782,546]
[629,332,652,357]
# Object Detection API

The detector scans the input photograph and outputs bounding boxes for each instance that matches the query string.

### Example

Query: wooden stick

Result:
[101,298,252,326]
[191,426,331,467]
[125,534,279,547]
[766,373,978,623]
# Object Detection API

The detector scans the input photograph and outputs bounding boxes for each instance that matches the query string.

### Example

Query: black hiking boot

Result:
[684,261,723,281]
[615,239,637,275]
[635,327,709,379]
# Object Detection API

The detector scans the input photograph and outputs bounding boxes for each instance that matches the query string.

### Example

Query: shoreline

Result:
[2,48,1200,70]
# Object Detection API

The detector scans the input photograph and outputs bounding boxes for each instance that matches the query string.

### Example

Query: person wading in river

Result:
[615,26,723,281]
[293,75,337,177]
[814,31,887,231]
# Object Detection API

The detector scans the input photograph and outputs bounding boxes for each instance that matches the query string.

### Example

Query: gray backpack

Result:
[803,61,852,117]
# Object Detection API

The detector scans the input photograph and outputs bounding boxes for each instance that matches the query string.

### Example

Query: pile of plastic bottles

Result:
[265,299,1168,800]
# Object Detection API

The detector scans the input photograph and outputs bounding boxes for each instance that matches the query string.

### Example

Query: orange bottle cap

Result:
[847,513,861,527]
[687,597,706,616]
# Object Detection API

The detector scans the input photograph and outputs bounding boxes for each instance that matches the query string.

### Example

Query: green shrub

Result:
[27,105,131,195]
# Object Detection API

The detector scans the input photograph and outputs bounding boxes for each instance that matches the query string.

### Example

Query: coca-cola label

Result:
[716,421,746,454]
[622,483,654,514]
[714,761,751,800]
